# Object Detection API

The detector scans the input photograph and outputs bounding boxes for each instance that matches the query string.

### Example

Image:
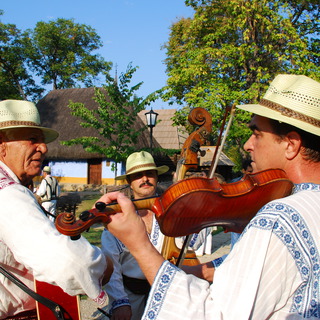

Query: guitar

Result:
[34,281,81,320]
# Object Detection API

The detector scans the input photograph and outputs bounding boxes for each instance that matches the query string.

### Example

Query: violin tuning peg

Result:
[79,210,91,221]
[95,202,106,212]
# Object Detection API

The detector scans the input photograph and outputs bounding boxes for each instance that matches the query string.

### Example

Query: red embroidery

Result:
[93,290,107,304]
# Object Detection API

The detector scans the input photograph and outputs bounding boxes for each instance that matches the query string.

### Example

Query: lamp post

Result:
[145,108,158,154]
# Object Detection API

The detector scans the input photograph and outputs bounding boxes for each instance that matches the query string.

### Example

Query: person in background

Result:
[100,151,169,320]
[100,74,320,319]
[37,166,60,221]
[0,100,112,320]
[100,151,208,320]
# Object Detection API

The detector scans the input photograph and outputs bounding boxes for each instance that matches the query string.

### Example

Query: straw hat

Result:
[236,74,320,136]
[0,100,59,143]
[43,166,51,173]
[115,151,169,180]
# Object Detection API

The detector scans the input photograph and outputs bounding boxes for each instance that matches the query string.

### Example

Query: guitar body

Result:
[34,281,81,320]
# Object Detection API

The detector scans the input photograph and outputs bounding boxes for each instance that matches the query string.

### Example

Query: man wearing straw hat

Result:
[100,151,169,320]
[0,100,112,319]
[101,151,209,320]
[98,74,320,319]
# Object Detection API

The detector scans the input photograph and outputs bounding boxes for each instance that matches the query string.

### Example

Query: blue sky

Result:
[1,0,194,109]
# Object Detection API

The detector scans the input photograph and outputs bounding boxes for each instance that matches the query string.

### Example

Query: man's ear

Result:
[0,133,6,157]
[285,131,302,160]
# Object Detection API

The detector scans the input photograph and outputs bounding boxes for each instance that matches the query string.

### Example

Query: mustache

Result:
[139,182,154,188]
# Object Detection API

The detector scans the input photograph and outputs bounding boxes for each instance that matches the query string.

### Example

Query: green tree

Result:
[22,18,111,90]
[0,11,43,100]
[163,0,320,168]
[62,64,158,176]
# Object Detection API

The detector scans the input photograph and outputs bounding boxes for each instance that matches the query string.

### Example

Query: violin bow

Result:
[208,104,236,179]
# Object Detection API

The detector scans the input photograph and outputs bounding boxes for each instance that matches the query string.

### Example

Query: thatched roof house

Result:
[37,88,156,160]
[36,88,182,185]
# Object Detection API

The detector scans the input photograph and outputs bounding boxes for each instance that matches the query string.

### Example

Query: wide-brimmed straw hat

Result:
[236,74,320,136]
[115,151,169,180]
[0,100,59,143]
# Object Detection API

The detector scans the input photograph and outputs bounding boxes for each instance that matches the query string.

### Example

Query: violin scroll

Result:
[55,201,117,239]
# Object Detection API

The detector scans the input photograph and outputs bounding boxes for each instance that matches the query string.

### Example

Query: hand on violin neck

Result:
[101,192,149,249]
[99,191,165,284]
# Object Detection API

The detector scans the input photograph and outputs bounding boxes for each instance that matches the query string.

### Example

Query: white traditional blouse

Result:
[142,183,320,319]
[101,215,209,313]
[101,215,165,312]
[0,161,107,319]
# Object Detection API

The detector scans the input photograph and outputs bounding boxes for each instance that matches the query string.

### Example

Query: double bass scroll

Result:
[174,107,213,182]
[163,107,214,266]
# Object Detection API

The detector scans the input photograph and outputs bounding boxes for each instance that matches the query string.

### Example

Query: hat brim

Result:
[0,125,59,143]
[237,104,320,136]
[115,165,169,181]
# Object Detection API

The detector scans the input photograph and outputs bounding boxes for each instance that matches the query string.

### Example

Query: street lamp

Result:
[145,108,158,154]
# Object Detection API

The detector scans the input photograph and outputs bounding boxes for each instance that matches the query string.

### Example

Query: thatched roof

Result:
[138,109,188,150]
[199,146,235,167]
[37,88,158,160]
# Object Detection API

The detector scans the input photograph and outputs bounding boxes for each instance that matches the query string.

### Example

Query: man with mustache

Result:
[0,100,113,320]
[101,151,209,320]
[101,151,169,320]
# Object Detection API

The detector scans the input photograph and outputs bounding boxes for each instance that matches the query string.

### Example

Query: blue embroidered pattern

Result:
[150,220,160,246]
[144,183,320,319]
[111,298,130,313]
[212,256,225,268]
[245,183,320,317]
[144,262,177,319]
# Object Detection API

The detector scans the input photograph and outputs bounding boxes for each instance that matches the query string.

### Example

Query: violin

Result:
[55,168,293,238]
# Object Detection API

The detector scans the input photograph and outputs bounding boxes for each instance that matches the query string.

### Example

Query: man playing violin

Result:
[100,151,210,320]
[98,74,320,319]
[0,100,113,319]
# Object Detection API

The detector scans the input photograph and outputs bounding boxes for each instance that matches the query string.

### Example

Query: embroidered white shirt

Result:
[0,161,107,318]
[143,183,320,319]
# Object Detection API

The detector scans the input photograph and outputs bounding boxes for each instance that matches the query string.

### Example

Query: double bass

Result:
[162,107,214,266]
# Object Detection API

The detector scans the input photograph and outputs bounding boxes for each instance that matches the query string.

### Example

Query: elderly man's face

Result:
[128,170,158,199]
[0,128,48,185]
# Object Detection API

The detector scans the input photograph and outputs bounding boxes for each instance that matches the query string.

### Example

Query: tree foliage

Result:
[0,13,112,100]
[22,18,111,90]
[62,65,158,174]
[0,11,43,100]
[163,0,320,167]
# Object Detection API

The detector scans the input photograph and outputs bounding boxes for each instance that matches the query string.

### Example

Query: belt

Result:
[122,274,151,295]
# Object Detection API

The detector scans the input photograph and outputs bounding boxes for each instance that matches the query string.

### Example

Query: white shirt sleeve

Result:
[0,184,107,300]
[101,229,130,307]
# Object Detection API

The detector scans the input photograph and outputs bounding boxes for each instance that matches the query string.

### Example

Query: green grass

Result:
[75,193,101,215]
[75,193,104,247]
